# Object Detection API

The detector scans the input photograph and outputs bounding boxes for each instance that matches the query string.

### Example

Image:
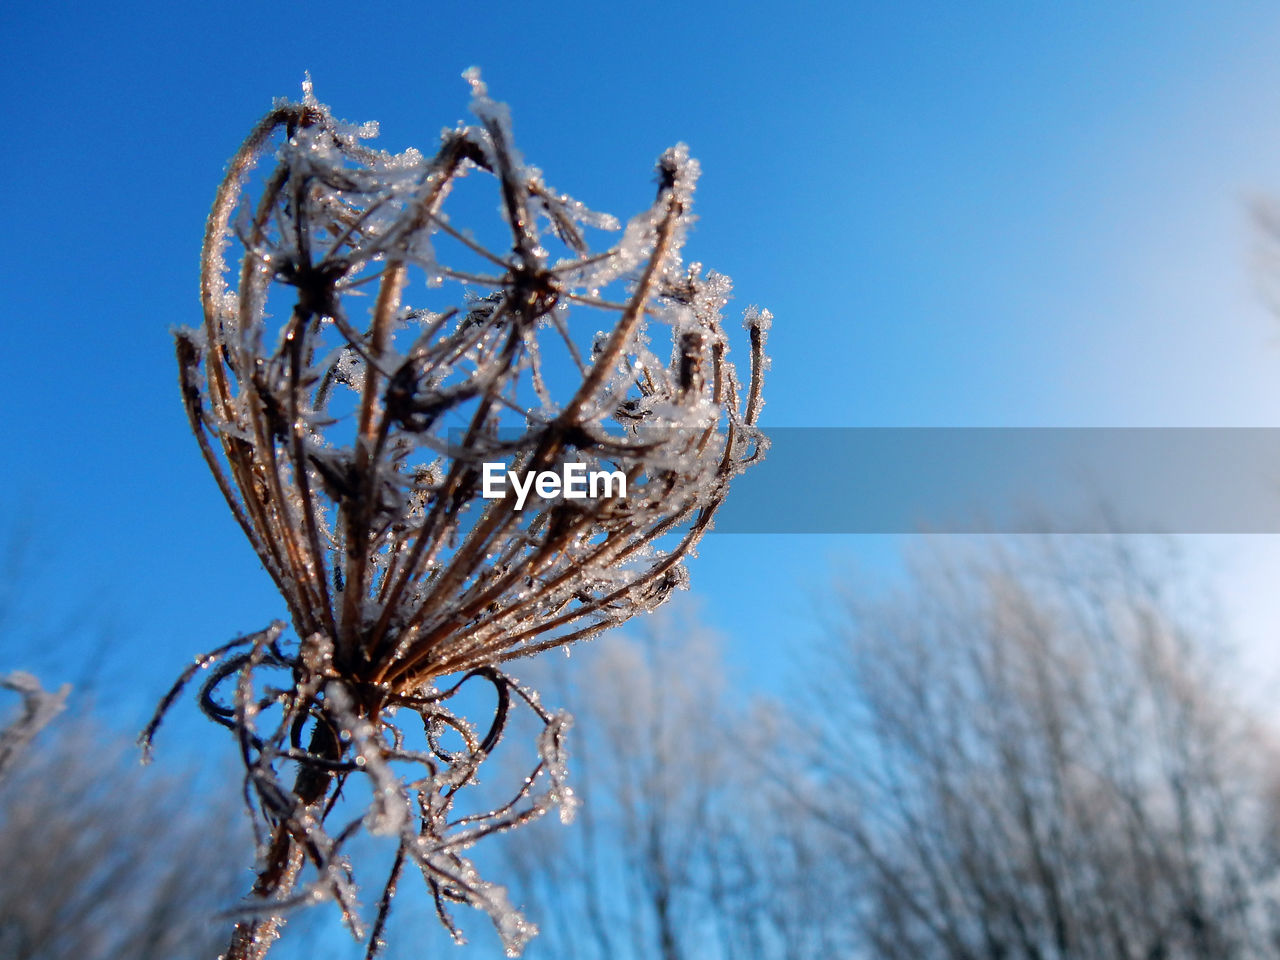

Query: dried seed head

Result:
[179,77,769,693]
[158,76,769,959]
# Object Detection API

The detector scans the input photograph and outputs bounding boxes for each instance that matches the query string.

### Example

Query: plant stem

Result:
[223,717,342,960]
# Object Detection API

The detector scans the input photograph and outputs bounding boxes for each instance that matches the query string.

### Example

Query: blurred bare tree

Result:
[480,601,844,960]
[479,539,1280,960]
[801,536,1280,960]
[0,706,249,960]
[0,523,252,960]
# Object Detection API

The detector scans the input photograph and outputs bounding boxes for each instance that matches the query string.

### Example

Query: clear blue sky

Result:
[6,1,1280,717]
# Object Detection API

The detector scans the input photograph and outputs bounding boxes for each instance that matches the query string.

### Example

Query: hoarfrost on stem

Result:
[147,70,768,960]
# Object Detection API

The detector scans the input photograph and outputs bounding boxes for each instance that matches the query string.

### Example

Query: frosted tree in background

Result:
[485,603,845,960]
[143,72,767,960]
[802,537,1280,960]
[0,715,247,960]
[479,539,1280,960]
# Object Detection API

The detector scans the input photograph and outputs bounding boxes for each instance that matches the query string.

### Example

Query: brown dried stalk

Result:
[145,72,767,960]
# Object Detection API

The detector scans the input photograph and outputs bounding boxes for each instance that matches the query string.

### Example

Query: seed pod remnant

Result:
[151,72,768,959]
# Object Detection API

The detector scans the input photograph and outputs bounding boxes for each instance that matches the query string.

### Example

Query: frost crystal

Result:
[148,72,768,960]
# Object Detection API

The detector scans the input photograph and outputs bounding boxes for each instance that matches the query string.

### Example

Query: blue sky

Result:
[7,2,1280,717]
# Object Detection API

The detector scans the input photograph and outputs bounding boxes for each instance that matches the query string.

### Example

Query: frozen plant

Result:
[0,671,69,784]
[143,72,767,960]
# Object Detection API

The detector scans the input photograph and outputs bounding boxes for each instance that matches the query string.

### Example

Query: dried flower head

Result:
[146,72,767,960]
